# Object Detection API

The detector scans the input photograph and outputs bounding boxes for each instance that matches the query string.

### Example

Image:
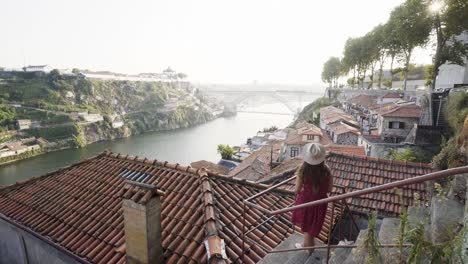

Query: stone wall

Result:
[366,142,437,160]
[334,132,358,145]
[0,218,80,264]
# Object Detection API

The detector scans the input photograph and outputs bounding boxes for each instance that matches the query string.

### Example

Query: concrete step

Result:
[342,229,368,264]
[430,196,464,244]
[378,218,402,264]
[407,206,429,227]
[407,206,431,242]
[304,250,327,264]
[328,240,353,264]
[258,232,303,264]
[283,239,327,264]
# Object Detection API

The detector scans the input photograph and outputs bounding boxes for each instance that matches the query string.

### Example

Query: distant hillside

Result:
[0,71,218,148]
[0,71,178,115]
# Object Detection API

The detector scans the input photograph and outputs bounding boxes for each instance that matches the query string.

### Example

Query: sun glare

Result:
[429,1,443,13]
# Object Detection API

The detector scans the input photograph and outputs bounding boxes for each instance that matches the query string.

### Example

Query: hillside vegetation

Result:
[0,71,216,148]
[0,71,174,115]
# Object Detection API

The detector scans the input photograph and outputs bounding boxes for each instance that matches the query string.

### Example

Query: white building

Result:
[82,114,104,123]
[24,65,52,73]
[16,119,32,130]
[436,31,468,89]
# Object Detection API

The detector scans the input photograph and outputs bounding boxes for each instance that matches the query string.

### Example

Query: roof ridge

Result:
[209,173,295,196]
[198,169,228,262]
[104,151,203,177]
[2,150,217,192]
[0,151,109,192]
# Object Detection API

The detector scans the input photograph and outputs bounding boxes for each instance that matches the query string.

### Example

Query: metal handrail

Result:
[246,165,468,216]
[241,165,468,263]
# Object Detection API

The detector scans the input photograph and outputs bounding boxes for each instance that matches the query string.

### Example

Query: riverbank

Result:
[0,107,297,186]
[0,109,221,167]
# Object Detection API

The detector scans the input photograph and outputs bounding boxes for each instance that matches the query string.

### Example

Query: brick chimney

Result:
[122,181,164,264]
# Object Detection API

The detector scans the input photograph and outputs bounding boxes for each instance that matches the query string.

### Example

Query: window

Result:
[307,135,314,140]
[120,168,150,183]
[290,147,299,157]
[388,121,405,129]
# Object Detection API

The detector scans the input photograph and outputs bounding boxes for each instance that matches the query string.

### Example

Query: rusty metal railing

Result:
[241,165,468,263]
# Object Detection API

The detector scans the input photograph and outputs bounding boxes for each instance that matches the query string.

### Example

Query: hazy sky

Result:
[2,0,433,85]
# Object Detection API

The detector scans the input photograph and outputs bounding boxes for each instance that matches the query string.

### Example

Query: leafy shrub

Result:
[217,144,234,160]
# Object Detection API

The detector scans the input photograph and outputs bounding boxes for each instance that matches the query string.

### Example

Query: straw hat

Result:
[302,143,326,165]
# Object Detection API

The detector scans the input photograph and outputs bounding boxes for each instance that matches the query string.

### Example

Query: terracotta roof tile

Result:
[285,128,332,146]
[328,122,360,135]
[228,142,283,181]
[0,151,314,263]
[320,106,359,127]
[381,93,402,99]
[380,103,421,118]
[325,144,366,156]
[261,153,432,217]
[347,94,379,108]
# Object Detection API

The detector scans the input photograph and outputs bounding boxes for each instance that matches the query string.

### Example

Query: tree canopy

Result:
[321,57,341,88]
[327,0,468,90]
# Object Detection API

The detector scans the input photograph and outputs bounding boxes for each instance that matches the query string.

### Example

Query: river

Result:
[0,98,318,186]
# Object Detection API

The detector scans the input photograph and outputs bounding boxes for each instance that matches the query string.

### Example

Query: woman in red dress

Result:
[291,143,333,254]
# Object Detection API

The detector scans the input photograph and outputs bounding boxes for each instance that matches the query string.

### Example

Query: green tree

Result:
[425,64,434,86]
[71,68,80,74]
[362,31,381,89]
[371,24,390,89]
[262,126,278,132]
[321,57,341,88]
[388,149,418,162]
[0,105,17,130]
[217,144,234,160]
[47,69,61,83]
[389,0,432,91]
[447,91,468,133]
[177,73,187,80]
[429,0,468,90]
[383,20,402,89]
[342,37,371,88]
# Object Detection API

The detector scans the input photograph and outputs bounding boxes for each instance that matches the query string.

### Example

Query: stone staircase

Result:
[258,232,327,264]
[257,174,467,264]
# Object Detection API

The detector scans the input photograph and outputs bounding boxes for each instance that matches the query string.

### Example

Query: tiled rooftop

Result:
[284,127,332,146]
[262,152,432,217]
[328,122,360,135]
[2,152,337,264]
[190,160,230,175]
[381,93,402,99]
[380,103,421,118]
[228,142,283,181]
[325,144,366,156]
[347,95,379,108]
[320,107,359,127]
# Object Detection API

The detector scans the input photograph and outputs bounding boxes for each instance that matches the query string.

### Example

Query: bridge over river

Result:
[205,90,323,116]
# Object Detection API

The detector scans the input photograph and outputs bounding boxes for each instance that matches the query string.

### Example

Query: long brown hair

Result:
[296,161,330,190]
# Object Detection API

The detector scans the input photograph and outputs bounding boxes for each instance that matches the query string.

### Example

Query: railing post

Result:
[326,202,335,264]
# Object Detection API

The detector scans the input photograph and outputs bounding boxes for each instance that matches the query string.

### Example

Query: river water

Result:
[0,98,318,186]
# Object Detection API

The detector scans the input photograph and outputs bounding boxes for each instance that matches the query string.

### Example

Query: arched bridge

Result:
[222,91,304,115]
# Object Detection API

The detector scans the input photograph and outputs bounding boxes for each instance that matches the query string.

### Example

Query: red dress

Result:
[291,173,330,237]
